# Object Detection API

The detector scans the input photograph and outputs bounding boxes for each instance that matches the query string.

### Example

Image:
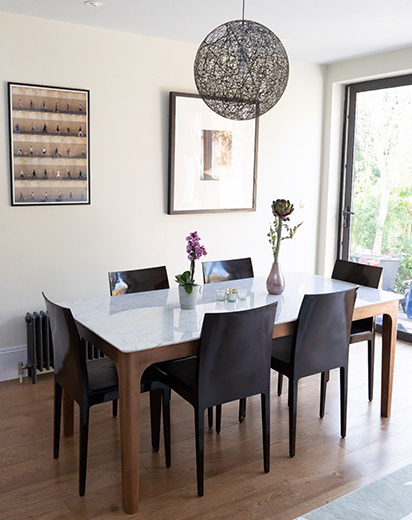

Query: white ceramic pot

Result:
[178,284,201,309]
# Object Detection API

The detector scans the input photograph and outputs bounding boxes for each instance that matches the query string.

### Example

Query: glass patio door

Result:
[339,74,412,339]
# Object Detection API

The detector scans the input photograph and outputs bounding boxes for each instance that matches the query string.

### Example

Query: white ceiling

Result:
[2,0,412,64]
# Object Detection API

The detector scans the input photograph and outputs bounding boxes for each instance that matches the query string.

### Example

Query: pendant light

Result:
[194,0,289,120]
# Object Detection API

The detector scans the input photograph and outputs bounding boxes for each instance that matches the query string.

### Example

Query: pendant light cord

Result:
[239,0,246,77]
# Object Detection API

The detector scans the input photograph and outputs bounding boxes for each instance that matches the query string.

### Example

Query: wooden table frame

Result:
[63,294,398,514]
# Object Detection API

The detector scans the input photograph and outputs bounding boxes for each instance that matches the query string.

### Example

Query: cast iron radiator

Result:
[24,311,104,383]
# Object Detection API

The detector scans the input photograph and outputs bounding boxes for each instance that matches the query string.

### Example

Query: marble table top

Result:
[62,272,401,354]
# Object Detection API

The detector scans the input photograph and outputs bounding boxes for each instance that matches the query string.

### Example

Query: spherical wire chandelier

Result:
[194,1,289,121]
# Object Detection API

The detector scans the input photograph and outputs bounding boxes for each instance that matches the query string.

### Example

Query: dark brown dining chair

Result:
[108,265,171,459]
[202,257,254,284]
[277,259,383,411]
[271,288,357,457]
[43,293,171,497]
[328,259,383,404]
[108,265,169,295]
[157,303,277,497]
[202,257,254,426]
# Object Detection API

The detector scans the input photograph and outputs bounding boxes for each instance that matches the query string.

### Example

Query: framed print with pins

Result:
[8,82,90,206]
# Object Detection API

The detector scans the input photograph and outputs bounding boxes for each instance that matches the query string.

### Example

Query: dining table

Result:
[61,271,400,514]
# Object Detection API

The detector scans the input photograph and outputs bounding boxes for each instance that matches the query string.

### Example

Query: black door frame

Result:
[337,73,412,261]
[338,73,412,342]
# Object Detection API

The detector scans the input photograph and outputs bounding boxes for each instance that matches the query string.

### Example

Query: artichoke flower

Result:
[269,199,302,263]
[272,199,295,221]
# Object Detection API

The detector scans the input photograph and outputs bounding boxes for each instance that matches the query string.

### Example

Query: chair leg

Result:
[340,366,348,438]
[261,393,270,473]
[216,404,222,434]
[368,338,375,401]
[277,373,284,396]
[207,407,213,429]
[195,409,205,497]
[162,387,171,468]
[238,398,246,423]
[320,370,330,418]
[288,379,298,458]
[53,381,62,459]
[112,399,118,418]
[149,389,162,452]
[79,406,90,497]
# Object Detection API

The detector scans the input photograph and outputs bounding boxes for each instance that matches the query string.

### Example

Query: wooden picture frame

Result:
[8,82,90,206]
[168,92,258,214]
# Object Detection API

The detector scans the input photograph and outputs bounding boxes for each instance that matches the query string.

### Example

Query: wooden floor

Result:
[1,337,412,519]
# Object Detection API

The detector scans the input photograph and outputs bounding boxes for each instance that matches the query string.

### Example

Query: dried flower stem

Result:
[274,217,282,263]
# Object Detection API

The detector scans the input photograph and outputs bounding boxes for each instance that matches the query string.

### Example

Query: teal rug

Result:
[295,464,412,520]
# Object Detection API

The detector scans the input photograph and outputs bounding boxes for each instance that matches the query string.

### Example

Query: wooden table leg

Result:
[117,352,143,514]
[63,389,74,437]
[380,300,399,418]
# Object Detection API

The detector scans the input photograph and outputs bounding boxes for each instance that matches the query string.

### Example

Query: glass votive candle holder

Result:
[216,289,227,301]
[238,289,247,300]
[227,288,238,302]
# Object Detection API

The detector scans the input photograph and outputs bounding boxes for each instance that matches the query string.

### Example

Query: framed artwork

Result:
[8,82,90,206]
[168,92,258,214]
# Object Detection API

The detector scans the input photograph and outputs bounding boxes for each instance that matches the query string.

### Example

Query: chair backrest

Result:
[332,259,382,289]
[108,266,169,295]
[202,257,254,284]
[293,288,358,379]
[43,293,87,405]
[197,303,277,410]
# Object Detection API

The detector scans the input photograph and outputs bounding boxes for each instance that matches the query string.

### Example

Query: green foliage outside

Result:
[350,87,412,294]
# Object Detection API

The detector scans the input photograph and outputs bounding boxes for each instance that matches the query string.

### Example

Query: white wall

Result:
[319,47,412,276]
[0,12,324,380]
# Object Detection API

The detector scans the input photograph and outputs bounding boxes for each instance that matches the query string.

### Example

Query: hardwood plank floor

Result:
[1,336,412,519]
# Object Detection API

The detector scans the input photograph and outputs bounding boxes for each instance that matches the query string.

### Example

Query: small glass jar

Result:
[227,288,238,302]
[216,289,227,301]
[238,289,247,301]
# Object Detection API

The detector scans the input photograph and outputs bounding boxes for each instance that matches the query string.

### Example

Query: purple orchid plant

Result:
[175,231,207,294]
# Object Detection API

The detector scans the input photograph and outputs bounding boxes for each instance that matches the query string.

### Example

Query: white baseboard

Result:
[0,345,27,382]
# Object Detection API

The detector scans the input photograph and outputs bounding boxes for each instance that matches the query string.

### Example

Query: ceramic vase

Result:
[266,262,285,295]
[178,284,201,309]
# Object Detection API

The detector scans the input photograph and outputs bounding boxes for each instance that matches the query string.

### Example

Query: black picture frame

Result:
[168,92,258,214]
[8,82,90,206]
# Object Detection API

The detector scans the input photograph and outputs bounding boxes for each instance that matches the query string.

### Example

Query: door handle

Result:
[342,207,354,228]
